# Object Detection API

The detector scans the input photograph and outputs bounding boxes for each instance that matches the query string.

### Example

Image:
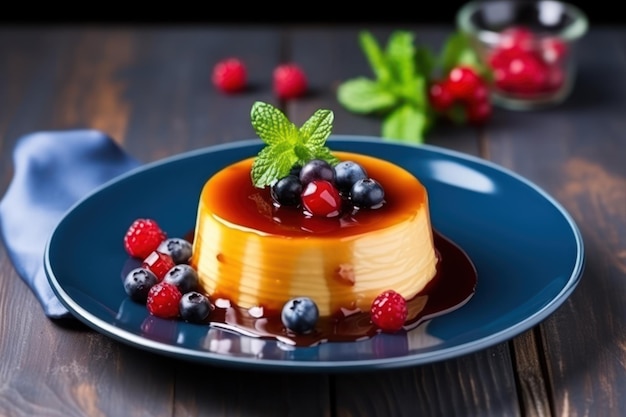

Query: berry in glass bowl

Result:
[456,0,587,110]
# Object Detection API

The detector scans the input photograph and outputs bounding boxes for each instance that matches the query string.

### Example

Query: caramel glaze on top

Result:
[200,152,428,237]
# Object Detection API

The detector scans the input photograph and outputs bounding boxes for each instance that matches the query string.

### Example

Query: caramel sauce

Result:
[202,231,476,346]
[198,152,428,237]
[124,229,476,347]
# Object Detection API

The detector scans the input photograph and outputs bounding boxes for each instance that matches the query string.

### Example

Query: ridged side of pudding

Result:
[191,152,438,317]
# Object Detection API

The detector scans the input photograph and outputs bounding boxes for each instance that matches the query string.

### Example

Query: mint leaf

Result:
[250,101,337,188]
[381,104,430,144]
[359,31,391,84]
[384,31,416,88]
[251,101,299,146]
[337,30,431,144]
[337,78,397,114]
[299,108,333,148]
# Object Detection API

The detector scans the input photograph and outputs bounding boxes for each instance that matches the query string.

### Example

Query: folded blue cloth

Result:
[0,130,139,320]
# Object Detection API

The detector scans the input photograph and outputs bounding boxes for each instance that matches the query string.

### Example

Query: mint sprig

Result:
[337,30,485,144]
[250,101,339,188]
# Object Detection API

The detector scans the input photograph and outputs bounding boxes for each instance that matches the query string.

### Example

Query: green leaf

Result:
[415,45,437,79]
[381,104,429,144]
[251,101,299,146]
[336,78,397,114]
[359,31,391,84]
[299,109,333,148]
[250,101,338,188]
[385,31,415,87]
[250,142,296,188]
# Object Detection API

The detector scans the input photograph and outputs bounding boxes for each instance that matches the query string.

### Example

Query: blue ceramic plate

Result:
[45,137,584,372]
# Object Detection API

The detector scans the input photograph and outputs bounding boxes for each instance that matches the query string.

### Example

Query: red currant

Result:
[466,100,492,125]
[301,180,342,217]
[465,81,489,104]
[446,66,483,101]
[428,80,455,112]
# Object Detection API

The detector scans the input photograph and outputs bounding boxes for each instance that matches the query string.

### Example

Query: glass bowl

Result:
[456,0,588,110]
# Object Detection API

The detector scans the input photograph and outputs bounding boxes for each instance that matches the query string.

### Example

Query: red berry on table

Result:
[146,282,182,319]
[301,180,342,217]
[446,66,483,101]
[465,81,490,104]
[212,58,247,93]
[428,80,455,112]
[466,99,493,125]
[371,290,408,333]
[273,63,308,99]
[123,218,167,259]
[142,250,176,281]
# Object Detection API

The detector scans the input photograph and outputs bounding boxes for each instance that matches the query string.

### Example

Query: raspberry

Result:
[212,58,247,93]
[123,218,167,259]
[273,63,307,100]
[146,282,182,319]
[371,290,408,333]
[142,251,176,281]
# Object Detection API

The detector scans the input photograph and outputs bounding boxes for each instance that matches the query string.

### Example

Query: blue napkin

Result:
[0,130,140,320]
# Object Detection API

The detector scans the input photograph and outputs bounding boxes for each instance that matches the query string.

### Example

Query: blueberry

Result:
[351,178,385,208]
[163,264,199,294]
[157,238,193,264]
[123,267,158,303]
[334,160,368,193]
[299,159,335,186]
[179,291,212,323]
[271,175,303,206]
[281,297,319,334]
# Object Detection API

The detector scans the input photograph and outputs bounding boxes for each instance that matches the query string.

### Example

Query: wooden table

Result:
[0,23,624,417]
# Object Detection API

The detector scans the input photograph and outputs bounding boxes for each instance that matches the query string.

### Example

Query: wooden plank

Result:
[486,27,626,416]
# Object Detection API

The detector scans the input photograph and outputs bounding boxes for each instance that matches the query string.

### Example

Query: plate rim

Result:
[44,136,585,372]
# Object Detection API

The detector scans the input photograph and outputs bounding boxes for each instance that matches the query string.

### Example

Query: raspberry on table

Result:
[273,63,308,100]
[123,218,167,259]
[371,290,408,333]
[146,282,182,319]
[212,57,247,93]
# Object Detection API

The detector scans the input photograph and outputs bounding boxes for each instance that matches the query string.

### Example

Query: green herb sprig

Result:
[337,30,485,144]
[250,101,339,188]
